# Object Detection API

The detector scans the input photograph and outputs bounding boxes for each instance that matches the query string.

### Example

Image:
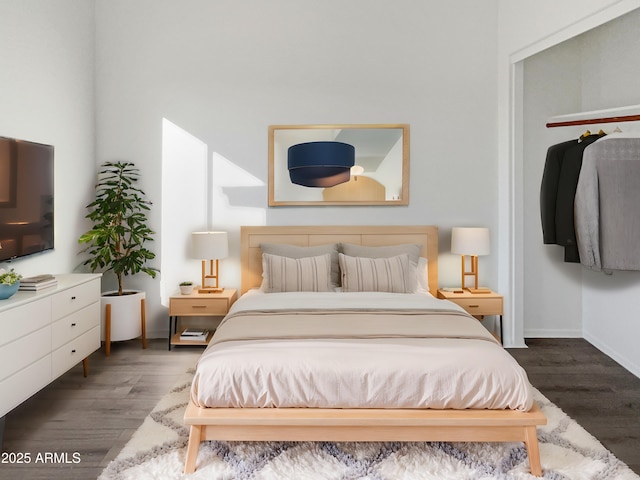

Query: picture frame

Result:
[268,124,409,206]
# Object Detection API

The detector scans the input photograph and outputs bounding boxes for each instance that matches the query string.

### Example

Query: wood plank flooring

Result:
[508,338,640,474]
[1,338,638,479]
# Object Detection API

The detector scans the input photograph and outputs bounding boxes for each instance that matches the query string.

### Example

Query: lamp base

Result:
[467,287,491,294]
[198,287,225,294]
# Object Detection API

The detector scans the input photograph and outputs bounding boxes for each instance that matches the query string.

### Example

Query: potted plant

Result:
[0,268,22,300]
[78,161,158,348]
[179,281,194,295]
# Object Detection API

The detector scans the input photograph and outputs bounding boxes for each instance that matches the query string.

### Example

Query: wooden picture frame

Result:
[268,124,409,206]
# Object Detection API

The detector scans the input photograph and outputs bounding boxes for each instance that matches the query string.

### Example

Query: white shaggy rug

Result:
[99,370,638,480]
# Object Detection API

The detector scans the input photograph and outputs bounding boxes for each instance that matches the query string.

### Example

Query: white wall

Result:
[0,1,95,278]
[95,0,502,338]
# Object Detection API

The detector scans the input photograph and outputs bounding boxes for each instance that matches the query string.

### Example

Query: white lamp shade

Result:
[191,231,229,260]
[451,227,490,256]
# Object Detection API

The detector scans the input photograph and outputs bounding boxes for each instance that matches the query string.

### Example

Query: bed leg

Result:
[184,425,202,474]
[524,426,542,476]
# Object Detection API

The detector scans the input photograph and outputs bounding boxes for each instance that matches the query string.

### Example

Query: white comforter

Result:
[191,291,533,411]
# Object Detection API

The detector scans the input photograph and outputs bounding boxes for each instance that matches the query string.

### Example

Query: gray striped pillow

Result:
[263,253,332,293]
[339,253,411,293]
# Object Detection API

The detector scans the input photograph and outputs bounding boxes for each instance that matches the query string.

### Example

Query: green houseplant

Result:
[179,281,194,295]
[79,161,158,295]
[78,162,158,349]
[0,268,22,300]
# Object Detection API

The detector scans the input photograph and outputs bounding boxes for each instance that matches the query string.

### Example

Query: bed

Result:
[183,225,546,475]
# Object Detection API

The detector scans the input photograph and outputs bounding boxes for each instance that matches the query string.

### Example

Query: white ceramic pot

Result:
[180,284,194,295]
[100,290,145,342]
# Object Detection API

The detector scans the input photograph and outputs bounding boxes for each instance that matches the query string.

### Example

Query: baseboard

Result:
[584,332,640,379]
[523,328,582,338]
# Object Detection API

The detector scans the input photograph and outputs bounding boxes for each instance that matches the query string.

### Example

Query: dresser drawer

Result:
[0,297,51,348]
[454,297,503,316]
[51,325,100,380]
[0,325,51,382]
[170,298,231,316]
[52,280,101,320]
[52,302,100,350]
[0,355,51,417]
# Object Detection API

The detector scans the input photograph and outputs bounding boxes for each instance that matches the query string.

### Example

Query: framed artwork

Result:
[268,124,409,206]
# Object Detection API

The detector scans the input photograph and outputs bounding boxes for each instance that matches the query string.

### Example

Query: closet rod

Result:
[546,113,640,128]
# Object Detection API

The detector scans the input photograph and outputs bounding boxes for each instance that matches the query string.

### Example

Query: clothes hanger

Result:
[578,129,591,142]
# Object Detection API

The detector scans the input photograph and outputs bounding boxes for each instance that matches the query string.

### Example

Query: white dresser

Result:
[0,274,101,418]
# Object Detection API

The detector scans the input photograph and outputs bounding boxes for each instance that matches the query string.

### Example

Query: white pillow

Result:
[416,257,430,293]
[262,253,332,293]
[339,253,411,293]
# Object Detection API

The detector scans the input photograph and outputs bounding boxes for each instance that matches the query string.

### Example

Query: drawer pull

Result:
[191,305,207,309]
[468,304,479,308]
[71,349,76,353]
[71,323,77,327]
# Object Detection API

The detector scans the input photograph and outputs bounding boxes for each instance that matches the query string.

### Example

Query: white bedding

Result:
[191,291,533,411]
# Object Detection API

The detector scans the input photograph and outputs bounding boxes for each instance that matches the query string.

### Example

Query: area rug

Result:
[98,370,638,480]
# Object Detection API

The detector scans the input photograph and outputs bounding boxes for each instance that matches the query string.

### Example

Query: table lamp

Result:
[191,231,229,293]
[451,227,490,293]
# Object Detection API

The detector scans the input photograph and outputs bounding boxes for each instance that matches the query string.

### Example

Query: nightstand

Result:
[437,288,503,344]
[168,289,237,350]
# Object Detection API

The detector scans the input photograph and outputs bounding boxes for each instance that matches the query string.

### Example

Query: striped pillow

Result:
[262,253,332,293]
[339,253,411,293]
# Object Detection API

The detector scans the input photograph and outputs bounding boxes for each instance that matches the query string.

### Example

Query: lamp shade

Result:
[451,227,490,256]
[191,231,229,260]
[287,141,355,187]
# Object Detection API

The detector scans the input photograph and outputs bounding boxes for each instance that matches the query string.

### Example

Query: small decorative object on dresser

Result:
[18,273,58,291]
[0,268,22,300]
[179,281,194,295]
[437,288,504,344]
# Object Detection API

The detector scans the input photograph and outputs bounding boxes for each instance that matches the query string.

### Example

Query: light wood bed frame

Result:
[184,225,546,475]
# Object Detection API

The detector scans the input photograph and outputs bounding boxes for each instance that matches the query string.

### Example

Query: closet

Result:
[521,7,640,377]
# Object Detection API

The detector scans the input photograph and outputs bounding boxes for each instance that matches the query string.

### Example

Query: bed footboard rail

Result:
[183,400,546,476]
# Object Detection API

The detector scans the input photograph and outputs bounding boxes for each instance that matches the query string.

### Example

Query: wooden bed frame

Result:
[183,225,546,475]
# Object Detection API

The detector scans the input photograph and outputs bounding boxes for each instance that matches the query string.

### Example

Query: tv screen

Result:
[0,136,54,262]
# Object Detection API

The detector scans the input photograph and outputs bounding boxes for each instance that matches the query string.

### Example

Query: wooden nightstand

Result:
[437,288,503,344]
[168,289,237,350]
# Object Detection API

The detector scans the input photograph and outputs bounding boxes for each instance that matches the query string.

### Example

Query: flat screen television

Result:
[0,136,54,262]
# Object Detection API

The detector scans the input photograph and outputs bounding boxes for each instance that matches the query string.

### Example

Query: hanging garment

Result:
[575,135,640,271]
[540,134,602,262]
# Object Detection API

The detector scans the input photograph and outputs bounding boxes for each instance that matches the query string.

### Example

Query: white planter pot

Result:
[180,285,194,295]
[101,290,145,342]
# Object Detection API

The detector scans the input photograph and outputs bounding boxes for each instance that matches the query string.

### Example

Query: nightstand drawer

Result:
[454,298,502,315]
[170,298,230,316]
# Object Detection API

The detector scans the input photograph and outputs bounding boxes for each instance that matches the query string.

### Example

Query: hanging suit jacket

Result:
[575,135,640,271]
[540,134,602,262]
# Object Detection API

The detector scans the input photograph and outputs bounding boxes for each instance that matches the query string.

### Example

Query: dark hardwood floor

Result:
[1,338,639,479]
[508,338,640,474]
